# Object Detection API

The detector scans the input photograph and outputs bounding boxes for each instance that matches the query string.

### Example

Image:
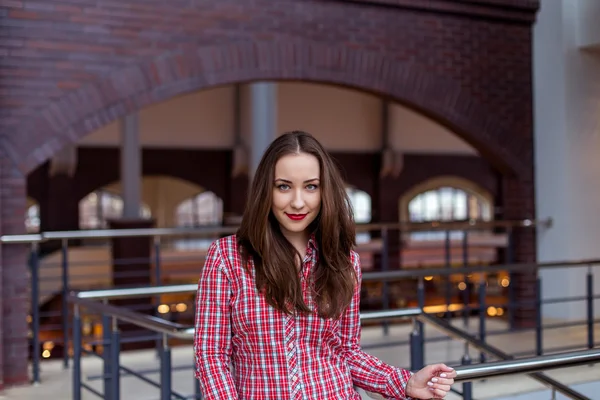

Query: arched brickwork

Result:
[5,40,526,177]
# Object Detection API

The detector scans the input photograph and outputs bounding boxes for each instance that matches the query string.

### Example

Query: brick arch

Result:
[7,40,525,177]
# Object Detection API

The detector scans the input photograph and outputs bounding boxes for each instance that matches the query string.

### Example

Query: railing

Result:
[4,217,600,391]
[67,285,600,400]
[2,216,598,399]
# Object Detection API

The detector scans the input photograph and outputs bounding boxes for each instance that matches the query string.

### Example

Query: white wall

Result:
[79,82,477,155]
[576,0,600,49]
[389,104,476,154]
[534,0,600,320]
[277,82,382,151]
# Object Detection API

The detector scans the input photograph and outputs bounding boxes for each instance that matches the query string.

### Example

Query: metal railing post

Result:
[61,238,70,368]
[30,242,41,384]
[444,230,451,320]
[409,317,424,371]
[536,278,543,356]
[462,230,470,328]
[506,227,515,330]
[160,333,173,400]
[154,236,162,359]
[417,278,425,355]
[110,317,121,400]
[103,301,112,399]
[587,266,594,350]
[72,304,82,400]
[478,277,486,364]
[461,343,473,400]
[381,227,390,336]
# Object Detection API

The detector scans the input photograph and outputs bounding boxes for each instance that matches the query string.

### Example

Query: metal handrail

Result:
[69,276,600,398]
[0,218,552,244]
[68,289,596,400]
[67,256,600,304]
[454,349,600,382]
[67,292,422,341]
[75,284,198,300]
[419,313,592,399]
[68,294,192,340]
[362,258,600,281]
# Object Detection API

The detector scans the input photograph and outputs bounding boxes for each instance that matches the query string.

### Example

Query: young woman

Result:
[194,131,456,399]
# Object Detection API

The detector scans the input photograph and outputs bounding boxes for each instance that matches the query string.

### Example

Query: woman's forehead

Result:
[274,153,320,180]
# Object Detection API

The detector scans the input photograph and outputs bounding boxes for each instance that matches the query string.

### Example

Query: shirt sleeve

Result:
[338,252,414,400]
[194,241,238,399]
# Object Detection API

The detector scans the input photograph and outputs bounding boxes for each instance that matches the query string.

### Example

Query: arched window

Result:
[25,203,40,233]
[79,190,151,229]
[346,187,372,244]
[175,191,223,227]
[402,177,493,242]
[173,191,224,250]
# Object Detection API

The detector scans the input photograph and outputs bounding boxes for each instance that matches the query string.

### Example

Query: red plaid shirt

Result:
[194,235,413,399]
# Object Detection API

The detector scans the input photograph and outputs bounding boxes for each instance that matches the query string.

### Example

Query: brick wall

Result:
[0,0,539,386]
[0,146,29,388]
[0,148,3,390]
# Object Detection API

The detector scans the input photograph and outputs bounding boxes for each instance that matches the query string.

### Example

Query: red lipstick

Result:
[286,213,307,221]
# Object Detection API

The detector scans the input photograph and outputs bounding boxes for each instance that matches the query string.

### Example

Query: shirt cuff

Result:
[386,368,415,400]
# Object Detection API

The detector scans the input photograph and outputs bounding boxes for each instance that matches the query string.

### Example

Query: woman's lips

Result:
[286,213,307,221]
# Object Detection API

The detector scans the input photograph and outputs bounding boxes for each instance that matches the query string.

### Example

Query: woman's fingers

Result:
[431,377,454,386]
[428,384,451,397]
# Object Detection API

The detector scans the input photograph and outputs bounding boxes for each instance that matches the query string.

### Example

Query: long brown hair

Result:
[237,131,357,319]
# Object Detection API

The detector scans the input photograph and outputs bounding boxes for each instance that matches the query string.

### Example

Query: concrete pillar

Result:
[110,113,155,345]
[250,82,277,178]
[534,0,600,320]
[120,113,142,219]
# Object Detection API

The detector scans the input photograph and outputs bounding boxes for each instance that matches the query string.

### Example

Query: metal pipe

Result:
[30,242,41,384]
[68,286,599,400]
[381,226,390,336]
[61,238,70,369]
[358,308,422,321]
[455,349,600,383]
[72,305,82,400]
[160,334,172,400]
[110,329,121,400]
[361,259,600,281]
[67,295,192,339]
[70,293,420,338]
[587,269,594,349]
[419,313,592,400]
[0,218,552,244]
[70,254,600,303]
[76,284,198,300]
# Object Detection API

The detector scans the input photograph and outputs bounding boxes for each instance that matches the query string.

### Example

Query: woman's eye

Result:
[277,184,290,191]
[306,184,318,191]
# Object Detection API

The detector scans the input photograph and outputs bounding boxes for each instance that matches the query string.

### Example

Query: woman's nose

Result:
[291,190,305,209]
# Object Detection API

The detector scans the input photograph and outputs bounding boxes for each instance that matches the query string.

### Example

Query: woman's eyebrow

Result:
[274,178,320,183]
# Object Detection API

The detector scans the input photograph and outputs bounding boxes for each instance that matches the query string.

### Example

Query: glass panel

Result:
[453,190,468,220]
[423,190,439,221]
[408,194,422,221]
[439,187,454,221]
